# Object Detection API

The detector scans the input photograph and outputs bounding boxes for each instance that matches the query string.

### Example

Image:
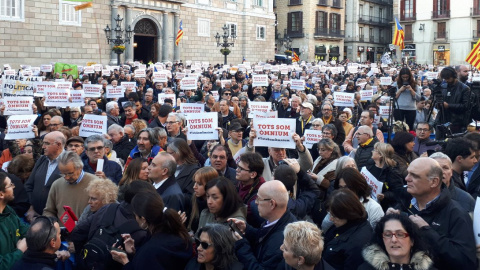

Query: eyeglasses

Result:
[223,93,232,96]
[416,128,429,132]
[4,182,15,189]
[166,121,179,125]
[195,238,213,250]
[59,172,76,178]
[322,132,332,136]
[382,231,410,239]
[211,155,226,160]
[236,165,251,172]
[312,124,322,127]
[35,216,55,248]
[87,146,104,152]
[255,197,272,203]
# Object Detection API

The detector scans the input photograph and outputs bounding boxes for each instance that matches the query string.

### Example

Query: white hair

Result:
[106,101,118,114]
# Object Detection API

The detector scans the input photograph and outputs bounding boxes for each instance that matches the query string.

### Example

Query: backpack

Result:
[79,204,141,270]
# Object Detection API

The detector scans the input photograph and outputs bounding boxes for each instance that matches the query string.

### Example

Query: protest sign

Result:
[251,111,277,119]
[252,75,269,87]
[40,65,53,73]
[121,81,137,92]
[33,81,55,97]
[379,106,391,117]
[380,77,392,85]
[233,147,246,165]
[158,93,177,107]
[83,66,94,74]
[134,69,146,77]
[303,129,323,149]
[45,87,70,107]
[248,101,271,118]
[56,82,71,91]
[102,69,111,77]
[271,65,279,72]
[106,86,124,99]
[181,77,197,90]
[348,66,358,73]
[2,76,39,97]
[280,67,288,75]
[5,115,38,140]
[212,91,219,101]
[426,72,439,80]
[291,80,305,90]
[79,114,108,137]
[220,80,230,88]
[253,118,296,149]
[360,167,384,202]
[152,72,168,83]
[138,64,147,70]
[4,97,33,115]
[333,92,355,107]
[186,112,218,140]
[70,90,85,107]
[83,84,102,98]
[180,103,204,116]
[176,73,186,79]
[360,89,374,101]
[474,198,480,245]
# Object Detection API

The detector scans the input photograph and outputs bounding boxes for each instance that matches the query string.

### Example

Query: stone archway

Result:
[133,18,158,63]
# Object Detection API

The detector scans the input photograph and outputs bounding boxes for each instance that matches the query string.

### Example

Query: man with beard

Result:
[0,172,29,269]
[125,128,164,168]
[455,65,470,84]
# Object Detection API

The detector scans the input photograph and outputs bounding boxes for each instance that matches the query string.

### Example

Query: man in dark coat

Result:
[81,135,123,184]
[354,125,379,169]
[108,124,136,162]
[443,137,477,191]
[233,180,296,270]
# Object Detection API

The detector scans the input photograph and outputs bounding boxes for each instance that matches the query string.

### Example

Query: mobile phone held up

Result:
[228,220,243,236]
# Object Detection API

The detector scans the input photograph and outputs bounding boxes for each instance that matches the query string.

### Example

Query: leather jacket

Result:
[436,80,471,128]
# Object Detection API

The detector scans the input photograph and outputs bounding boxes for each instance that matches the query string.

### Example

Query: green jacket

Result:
[0,205,29,270]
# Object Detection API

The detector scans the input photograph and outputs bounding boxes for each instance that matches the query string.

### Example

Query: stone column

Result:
[109,5,119,65]
[125,6,134,63]
[173,13,180,62]
[162,11,169,62]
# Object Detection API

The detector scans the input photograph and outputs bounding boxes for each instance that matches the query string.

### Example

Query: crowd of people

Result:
[1,59,480,270]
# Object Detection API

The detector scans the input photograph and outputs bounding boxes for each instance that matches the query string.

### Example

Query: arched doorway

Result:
[133,19,158,63]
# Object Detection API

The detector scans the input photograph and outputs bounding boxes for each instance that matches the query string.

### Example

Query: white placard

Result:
[40,65,53,73]
[473,198,480,245]
[253,118,296,149]
[84,66,95,74]
[96,159,104,173]
[248,101,271,118]
[360,167,384,202]
[251,111,277,119]
[426,72,439,80]
[380,77,392,86]
[379,106,391,117]
[153,72,168,83]
[93,64,103,72]
[220,80,230,88]
[186,112,218,140]
[360,89,374,101]
[181,77,197,90]
[212,91,219,101]
[348,66,358,74]
[121,81,137,92]
[34,81,55,97]
[233,147,246,164]
[180,103,204,116]
[5,115,38,140]
[70,90,85,107]
[4,96,33,115]
[45,87,70,108]
[83,84,102,98]
[303,129,323,149]
[106,86,124,99]
[333,92,355,107]
[280,67,289,75]
[134,69,146,77]
[291,80,306,90]
[79,114,108,137]
[158,93,177,107]
[102,69,111,77]
[252,75,269,87]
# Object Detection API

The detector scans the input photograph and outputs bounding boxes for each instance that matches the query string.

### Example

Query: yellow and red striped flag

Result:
[292,51,300,62]
[466,38,480,70]
[175,20,184,46]
[392,17,405,50]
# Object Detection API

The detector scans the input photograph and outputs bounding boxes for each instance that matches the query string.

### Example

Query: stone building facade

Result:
[0,0,275,67]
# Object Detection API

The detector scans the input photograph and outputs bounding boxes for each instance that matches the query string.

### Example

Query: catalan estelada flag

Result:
[292,51,300,62]
[175,20,184,46]
[466,39,480,70]
[392,17,405,50]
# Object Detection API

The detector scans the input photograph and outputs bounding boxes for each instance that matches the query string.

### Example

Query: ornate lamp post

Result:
[282,29,292,58]
[104,14,133,65]
[215,25,236,65]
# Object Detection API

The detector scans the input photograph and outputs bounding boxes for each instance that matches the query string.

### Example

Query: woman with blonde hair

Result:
[365,142,405,211]
[281,221,327,270]
[131,119,148,138]
[78,178,119,223]
[187,167,219,233]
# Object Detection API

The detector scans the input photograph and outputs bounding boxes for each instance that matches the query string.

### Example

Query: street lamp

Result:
[282,29,292,58]
[104,14,133,65]
[215,25,236,65]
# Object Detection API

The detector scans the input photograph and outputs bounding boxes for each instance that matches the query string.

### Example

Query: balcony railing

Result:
[288,0,302,5]
[473,30,480,39]
[400,14,416,21]
[318,0,328,5]
[405,32,414,41]
[359,35,364,42]
[314,28,345,38]
[362,0,392,5]
[287,31,305,38]
[369,36,375,43]
[358,15,390,25]
[331,0,343,8]
[471,7,480,16]
[432,10,450,19]
[434,31,448,41]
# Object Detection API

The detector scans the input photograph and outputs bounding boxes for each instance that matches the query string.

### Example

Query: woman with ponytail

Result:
[110,191,193,269]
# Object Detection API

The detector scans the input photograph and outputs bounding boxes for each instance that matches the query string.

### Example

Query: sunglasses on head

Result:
[195,238,213,249]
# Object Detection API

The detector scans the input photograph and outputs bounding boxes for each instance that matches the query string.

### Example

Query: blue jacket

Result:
[125,145,163,168]
[81,154,122,184]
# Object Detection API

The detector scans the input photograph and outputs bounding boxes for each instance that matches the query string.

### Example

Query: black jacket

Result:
[235,211,297,270]
[396,186,477,270]
[81,154,123,184]
[11,250,57,270]
[113,135,136,162]
[6,171,30,217]
[354,137,379,170]
[155,175,186,212]
[437,81,471,130]
[365,161,405,211]
[358,244,435,270]
[175,163,199,197]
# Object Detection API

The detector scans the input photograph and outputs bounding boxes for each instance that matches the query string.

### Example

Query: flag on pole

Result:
[392,17,405,50]
[292,51,300,62]
[175,20,184,46]
[466,39,480,70]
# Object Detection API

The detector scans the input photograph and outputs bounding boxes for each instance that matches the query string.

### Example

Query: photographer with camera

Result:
[434,67,472,139]
[394,67,422,131]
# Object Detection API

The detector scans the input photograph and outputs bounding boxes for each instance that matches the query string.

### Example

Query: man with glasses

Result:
[25,131,65,223]
[227,123,247,157]
[119,102,138,126]
[166,113,186,141]
[343,110,384,154]
[44,151,96,223]
[319,104,345,147]
[353,125,379,169]
[230,180,296,270]
[0,172,29,270]
[48,116,64,132]
[81,135,122,184]
[413,122,439,156]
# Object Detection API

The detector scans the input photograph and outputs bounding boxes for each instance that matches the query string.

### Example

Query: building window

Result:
[0,0,24,21]
[226,23,237,37]
[359,5,363,17]
[197,0,210,5]
[433,0,449,18]
[400,0,416,20]
[198,18,210,37]
[289,0,302,5]
[59,0,81,26]
[405,24,413,41]
[330,13,340,30]
[437,22,446,38]
[253,0,263,6]
[315,11,327,31]
[287,11,303,37]
[475,0,480,15]
[256,25,266,40]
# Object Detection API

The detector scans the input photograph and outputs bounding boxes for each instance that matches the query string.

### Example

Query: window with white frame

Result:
[0,0,24,21]
[197,0,210,5]
[256,25,266,40]
[198,18,210,37]
[253,0,263,6]
[59,0,81,26]
[226,23,237,38]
